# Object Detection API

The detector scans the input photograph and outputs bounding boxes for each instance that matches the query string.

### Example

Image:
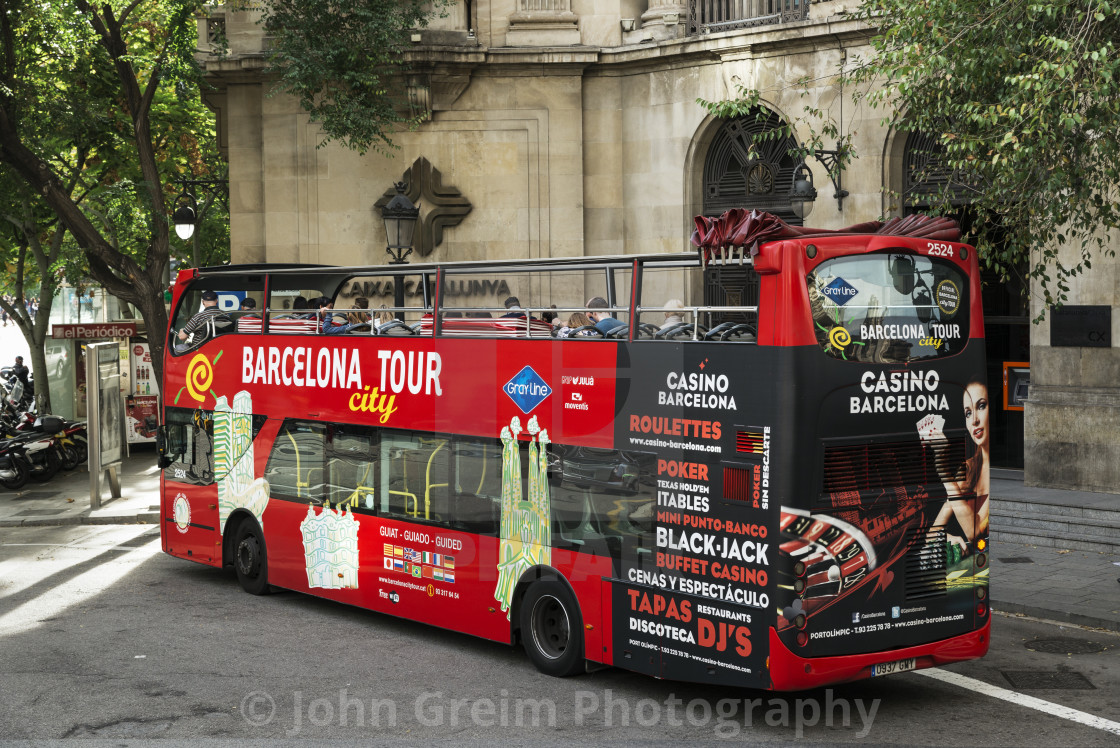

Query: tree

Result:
[0,182,72,414]
[849,0,1120,313]
[253,0,440,155]
[0,0,222,387]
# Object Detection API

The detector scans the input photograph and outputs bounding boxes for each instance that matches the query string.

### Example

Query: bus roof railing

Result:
[191,251,716,279]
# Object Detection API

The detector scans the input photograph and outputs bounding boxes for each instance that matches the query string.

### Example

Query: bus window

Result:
[381,432,449,521]
[450,437,502,535]
[265,421,327,502]
[548,446,656,564]
[808,253,970,363]
[327,425,378,512]
[164,407,214,485]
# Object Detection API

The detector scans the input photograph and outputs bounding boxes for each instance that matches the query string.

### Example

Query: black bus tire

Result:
[233,519,271,596]
[520,579,584,677]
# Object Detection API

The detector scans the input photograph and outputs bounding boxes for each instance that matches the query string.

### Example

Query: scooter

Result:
[0,437,30,490]
[0,430,58,485]
[1,409,87,471]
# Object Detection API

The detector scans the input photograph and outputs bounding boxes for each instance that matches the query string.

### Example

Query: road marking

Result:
[917,667,1120,736]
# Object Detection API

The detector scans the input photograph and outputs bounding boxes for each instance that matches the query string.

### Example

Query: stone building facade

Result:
[196,1,1120,495]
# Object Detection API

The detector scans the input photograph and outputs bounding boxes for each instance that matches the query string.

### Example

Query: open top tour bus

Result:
[159,209,990,690]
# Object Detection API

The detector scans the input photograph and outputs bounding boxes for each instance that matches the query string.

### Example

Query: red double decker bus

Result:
[159,210,990,689]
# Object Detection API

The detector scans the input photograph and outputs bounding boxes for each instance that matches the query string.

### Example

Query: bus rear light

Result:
[793,561,806,576]
[976,586,986,600]
[796,631,809,647]
[794,614,806,629]
[793,579,806,593]
[975,553,987,568]
[976,603,987,617]
[976,538,986,551]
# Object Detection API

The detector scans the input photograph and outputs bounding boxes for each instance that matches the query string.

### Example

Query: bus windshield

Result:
[807,253,969,363]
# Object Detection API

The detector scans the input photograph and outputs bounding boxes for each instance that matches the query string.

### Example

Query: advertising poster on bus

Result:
[610,344,777,686]
[770,360,989,656]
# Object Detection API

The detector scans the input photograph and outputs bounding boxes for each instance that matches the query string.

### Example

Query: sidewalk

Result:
[2,452,1118,632]
[1,444,161,527]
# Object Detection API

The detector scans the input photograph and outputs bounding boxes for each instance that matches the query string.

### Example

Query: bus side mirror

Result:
[891,255,916,296]
[156,425,172,469]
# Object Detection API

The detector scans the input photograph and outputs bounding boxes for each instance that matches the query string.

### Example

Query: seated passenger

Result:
[236,297,261,331]
[660,298,685,330]
[289,296,315,319]
[557,312,595,338]
[320,298,356,334]
[500,296,531,319]
[175,290,227,349]
[586,296,624,334]
[374,305,396,329]
[346,297,371,325]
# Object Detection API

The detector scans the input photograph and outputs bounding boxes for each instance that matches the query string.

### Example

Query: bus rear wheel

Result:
[233,520,271,596]
[520,580,584,677]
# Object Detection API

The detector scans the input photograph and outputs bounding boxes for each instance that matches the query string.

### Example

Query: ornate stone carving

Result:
[374,157,472,258]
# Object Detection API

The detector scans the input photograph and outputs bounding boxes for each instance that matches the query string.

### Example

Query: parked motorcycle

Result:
[0,429,59,485]
[0,437,30,490]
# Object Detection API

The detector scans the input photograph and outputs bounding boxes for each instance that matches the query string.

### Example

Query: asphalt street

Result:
[0,524,1118,745]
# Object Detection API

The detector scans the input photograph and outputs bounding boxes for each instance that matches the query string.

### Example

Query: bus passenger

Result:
[587,296,624,334]
[928,378,991,555]
[501,296,530,319]
[375,305,395,329]
[557,312,594,338]
[660,299,685,329]
[176,290,226,348]
[320,298,353,334]
[236,297,260,331]
[289,296,314,319]
[347,297,370,325]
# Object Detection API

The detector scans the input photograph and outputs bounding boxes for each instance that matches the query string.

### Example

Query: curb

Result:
[992,600,1120,634]
[0,515,159,528]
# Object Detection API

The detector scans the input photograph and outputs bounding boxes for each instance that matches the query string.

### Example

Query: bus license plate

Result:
[872,658,916,677]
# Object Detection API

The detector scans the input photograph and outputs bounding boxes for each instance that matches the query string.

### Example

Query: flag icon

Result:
[434,569,444,581]
[444,570,456,583]
[412,565,422,578]
[384,543,394,557]
[444,556,455,569]
[384,558,394,570]
[393,558,405,572]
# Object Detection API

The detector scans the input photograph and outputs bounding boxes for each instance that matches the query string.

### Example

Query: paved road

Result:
[1,525,1118,745]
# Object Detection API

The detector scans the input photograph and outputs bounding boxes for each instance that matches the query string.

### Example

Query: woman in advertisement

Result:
[930,378,991,555]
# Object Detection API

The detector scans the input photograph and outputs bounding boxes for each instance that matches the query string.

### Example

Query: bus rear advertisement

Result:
[160,210,989,690]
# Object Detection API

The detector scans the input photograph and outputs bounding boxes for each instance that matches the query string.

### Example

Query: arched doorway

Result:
[903,131,1029,470]
[702,108,805,224]
[700,108,804,322]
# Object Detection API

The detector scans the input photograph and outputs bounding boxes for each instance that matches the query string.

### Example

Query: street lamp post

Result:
[171,178,230,247]
[380,182,420,321]
[787,147,850,219]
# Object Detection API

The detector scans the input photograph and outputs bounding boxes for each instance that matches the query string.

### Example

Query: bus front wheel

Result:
[233,520,271,596]
[520,580,584,677]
